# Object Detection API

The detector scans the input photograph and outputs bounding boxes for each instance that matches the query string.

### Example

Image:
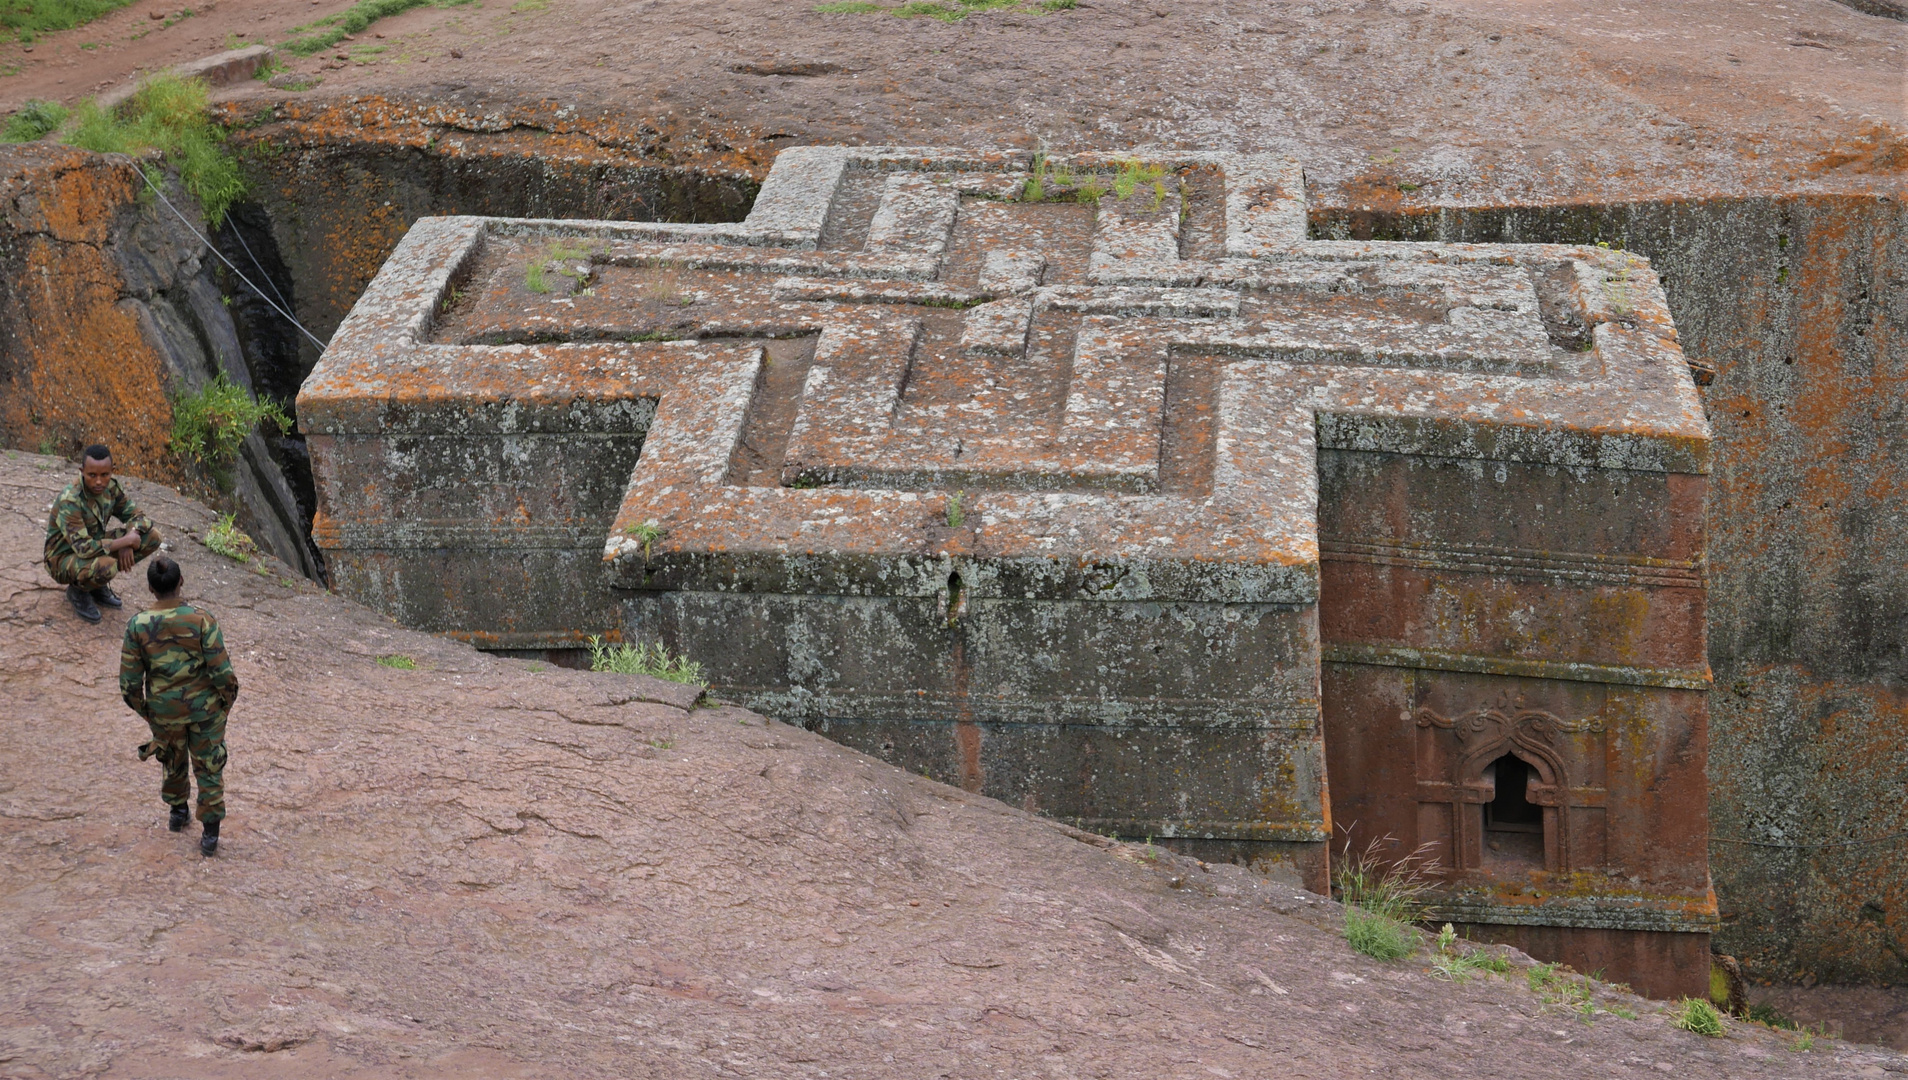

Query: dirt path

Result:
[1,0,1903,206]
[1,450,1902,1077]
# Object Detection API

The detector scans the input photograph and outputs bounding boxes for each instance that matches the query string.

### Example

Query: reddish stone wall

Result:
[0,144,179,478]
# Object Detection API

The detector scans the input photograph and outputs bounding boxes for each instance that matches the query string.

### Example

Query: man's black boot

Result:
[200,819,219,855]
[66,585,101,623]
[168,804,190,832]
[91,585,122,609]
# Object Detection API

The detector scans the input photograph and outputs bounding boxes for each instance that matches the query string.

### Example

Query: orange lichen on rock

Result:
[0,145,180,481]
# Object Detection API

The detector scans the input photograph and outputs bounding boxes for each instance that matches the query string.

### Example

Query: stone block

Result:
[300,146,1715,995]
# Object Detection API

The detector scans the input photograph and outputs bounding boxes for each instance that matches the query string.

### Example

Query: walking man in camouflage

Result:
[120,555,239,855]
[45,444,162,623]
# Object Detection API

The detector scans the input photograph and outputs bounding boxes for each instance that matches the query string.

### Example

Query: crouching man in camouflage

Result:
[45,444,162,623]
[120,555,239,855]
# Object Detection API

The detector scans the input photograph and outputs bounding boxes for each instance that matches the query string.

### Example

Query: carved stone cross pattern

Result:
[303,147,1713,961]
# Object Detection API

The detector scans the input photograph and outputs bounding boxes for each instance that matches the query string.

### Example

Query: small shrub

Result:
[588,635,704,685]
[203,513,257,562]
[65,73,246,226]
[3,99,68,142]
[376,654,417,670]
[1672,997,1725,1037]
[168,373,292,488]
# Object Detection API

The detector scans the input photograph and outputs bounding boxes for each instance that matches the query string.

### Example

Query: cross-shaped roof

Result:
[301,146,1707,612]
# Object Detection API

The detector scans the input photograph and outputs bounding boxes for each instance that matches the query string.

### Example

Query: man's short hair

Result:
[148,555,182,595]
[82,444,112,464]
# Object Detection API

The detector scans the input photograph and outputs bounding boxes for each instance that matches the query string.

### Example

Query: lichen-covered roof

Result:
[299,146,1708,603]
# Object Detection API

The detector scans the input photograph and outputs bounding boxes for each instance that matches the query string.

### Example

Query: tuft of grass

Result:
[1672,997,1725,1037]
[525,237,597,295]
[1428,924,1511,983]
[1344,906,1414,961]
[1039,0,1076,8]
[1020,152,1048,202]
[376,654,417,670]
[0,0,134,44]
[3,98,68,142]
[168,372,292,488]
[588,635,704,684]
[893,0,962,19]
[945,490,964,528]
[203,513,257,562]
[814,0,883,9]
[65,73,246,226]
[281,0,476,56]
[525,259,550,293]
[624,519,664,559]
[1334,833,1430,961]
[1112,158,1165,200]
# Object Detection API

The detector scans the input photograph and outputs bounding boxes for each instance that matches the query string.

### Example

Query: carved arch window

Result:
[1412,707,1604,877]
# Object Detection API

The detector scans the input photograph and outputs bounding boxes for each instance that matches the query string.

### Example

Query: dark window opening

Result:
[1485,754,1544,833]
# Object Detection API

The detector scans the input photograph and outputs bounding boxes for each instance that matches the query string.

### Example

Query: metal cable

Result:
[130,163,331,354]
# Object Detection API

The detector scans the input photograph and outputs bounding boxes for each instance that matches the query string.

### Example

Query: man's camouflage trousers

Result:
[139,710,227,823]
[47,525,162,590]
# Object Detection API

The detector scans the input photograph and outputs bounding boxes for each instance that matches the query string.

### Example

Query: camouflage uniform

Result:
[44,478,162,590]
[120,603,239,823]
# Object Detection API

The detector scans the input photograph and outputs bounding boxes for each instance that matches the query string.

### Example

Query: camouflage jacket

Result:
[44,478,154,564]
[120,603,239,724]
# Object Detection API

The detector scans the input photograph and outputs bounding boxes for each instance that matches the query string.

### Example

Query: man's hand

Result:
[109,529,141,572]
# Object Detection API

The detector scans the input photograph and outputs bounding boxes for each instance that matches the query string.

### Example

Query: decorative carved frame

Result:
[1413,706,1608,876]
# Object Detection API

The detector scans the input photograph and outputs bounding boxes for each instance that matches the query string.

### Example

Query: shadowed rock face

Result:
[301,145,1715,997]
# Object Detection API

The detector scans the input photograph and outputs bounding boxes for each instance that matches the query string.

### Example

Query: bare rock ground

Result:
[1,451,1903,1078]
[0,0,1902,206]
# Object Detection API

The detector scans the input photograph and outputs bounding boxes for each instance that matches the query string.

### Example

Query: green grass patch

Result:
[3,98,67,141]
[1428,924,1511,983]
[1334,836,1428,961]
[376,654,418,670]
[892,0,961,18]
[281,0,475,56]
[0,0,135,44]
[65,73,246,226]
[203,513,258,562]
[1672,997,1725,1037]
[588,635,704,684]
[168,372,292,489]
